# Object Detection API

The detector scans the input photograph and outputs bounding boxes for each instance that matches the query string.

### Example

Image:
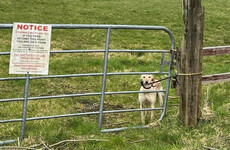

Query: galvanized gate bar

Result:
[0,72,169,81]
[160,53,166,73]
[0,49,171,55]
[0,90,167,102]
[0,24,175,49]
[20,72,30,139]
[98,28,111,130]
[159,51,173,120]
[0,107,164,124]
[0,140,16,145]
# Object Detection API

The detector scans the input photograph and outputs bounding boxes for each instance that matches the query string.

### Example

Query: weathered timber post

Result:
[179,0,204,126]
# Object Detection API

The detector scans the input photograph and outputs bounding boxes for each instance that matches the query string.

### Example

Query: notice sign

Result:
[9,23,52,75]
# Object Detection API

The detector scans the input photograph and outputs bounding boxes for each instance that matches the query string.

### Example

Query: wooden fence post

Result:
[179,0,204,126]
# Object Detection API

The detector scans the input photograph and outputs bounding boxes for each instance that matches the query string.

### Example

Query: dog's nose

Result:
[145,81,148,84]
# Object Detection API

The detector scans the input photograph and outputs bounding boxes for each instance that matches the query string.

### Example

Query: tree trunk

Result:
[179,0,204,126]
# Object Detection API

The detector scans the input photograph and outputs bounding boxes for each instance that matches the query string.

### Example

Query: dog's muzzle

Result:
[140,81,154,89]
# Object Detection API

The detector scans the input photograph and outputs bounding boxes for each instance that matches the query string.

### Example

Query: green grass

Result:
[0,0,230,149]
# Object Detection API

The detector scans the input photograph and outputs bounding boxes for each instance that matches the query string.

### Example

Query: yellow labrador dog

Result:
[138,74,164,124]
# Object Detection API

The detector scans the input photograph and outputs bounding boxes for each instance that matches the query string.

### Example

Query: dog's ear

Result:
[152,75,155,82]
[140,81,143,85]
[155,82,161,89]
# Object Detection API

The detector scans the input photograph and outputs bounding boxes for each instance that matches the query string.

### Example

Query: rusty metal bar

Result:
[202,72,230,84]
[203,46,230,56]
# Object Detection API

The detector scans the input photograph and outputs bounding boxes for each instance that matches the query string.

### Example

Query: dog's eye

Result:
[143,76,145,78]
[149,76,151,78]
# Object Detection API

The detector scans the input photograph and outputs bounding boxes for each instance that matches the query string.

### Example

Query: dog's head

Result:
[140,74,155,85]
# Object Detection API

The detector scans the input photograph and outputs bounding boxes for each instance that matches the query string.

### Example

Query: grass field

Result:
[0,0,230,149]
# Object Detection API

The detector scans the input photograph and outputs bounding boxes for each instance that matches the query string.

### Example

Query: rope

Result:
[178,72,203,76]
[140,71,203,89]
[141,74,178,89]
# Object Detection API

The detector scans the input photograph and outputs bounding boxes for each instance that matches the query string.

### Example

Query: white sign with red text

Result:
[9,23,52,75]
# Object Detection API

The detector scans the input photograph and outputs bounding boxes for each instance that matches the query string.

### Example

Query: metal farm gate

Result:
[0,24,175,144]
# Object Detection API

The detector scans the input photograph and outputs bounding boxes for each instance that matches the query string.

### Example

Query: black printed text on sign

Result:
[9,23,52,75]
